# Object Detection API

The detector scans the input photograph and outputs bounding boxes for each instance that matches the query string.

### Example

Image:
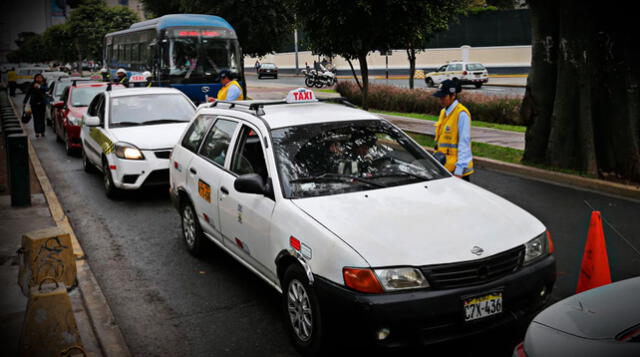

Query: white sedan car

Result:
[170,89,556,354]
[81,87,196,198]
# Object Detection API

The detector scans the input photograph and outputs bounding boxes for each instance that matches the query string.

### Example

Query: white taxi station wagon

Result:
[81,87,196,198]
[169,88,556,353]
[425,61,489,88]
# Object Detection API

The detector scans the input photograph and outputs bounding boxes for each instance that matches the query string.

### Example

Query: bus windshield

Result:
[162,28,240,82]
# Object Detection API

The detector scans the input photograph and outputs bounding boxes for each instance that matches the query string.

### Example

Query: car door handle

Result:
[220,186,229,195]
[189,167,197,175]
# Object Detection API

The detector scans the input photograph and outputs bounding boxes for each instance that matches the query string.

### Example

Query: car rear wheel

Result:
[426,78,434,87]
[64,132,73,155]
[181,201,205,256]
[475,83,483,89]
[102,160,120,199]
[282,264,324,356]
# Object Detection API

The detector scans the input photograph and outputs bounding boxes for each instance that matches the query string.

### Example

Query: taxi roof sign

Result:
[286,88,317,103]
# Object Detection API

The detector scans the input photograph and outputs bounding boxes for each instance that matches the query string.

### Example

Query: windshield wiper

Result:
[290,173,386,188]
[372,169,431,181]
[111,121,141,127]
[142,119,187,125]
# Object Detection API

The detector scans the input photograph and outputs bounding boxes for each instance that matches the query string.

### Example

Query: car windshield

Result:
[70,86,108,107]
[109,94,194,127]
[162,28,240,82]
[467,63,485,71]
[271,120,449,198]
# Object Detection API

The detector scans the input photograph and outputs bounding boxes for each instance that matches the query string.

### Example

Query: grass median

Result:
[372,109,526,133]
[407,132,524,164]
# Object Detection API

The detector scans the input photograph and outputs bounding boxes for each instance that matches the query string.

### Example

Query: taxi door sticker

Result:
[198,179,211,202]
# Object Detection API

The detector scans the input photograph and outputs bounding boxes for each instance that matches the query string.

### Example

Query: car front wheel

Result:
[102,160,120,199]
[282,264,324,356]
[426,78,434,87]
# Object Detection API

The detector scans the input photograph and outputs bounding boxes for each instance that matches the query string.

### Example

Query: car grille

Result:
[154,150,171,159]
[143,169,169,186]
[420,245,524,289]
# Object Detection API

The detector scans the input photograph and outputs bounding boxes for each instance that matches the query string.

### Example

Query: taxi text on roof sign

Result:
[286,88,317,103]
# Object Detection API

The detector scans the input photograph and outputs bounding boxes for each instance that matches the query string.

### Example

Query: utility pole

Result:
[294,28,299,75]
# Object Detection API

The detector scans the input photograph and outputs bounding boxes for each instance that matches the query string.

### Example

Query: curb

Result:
[8,97,132,357]
[473,156,640,202]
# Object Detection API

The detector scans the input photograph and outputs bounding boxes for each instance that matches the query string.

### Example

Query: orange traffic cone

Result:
[576,211,612,293]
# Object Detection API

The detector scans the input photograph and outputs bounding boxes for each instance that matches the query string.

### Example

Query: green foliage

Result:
[42,24,77,63]
[7,32,48,63]
[336,81,522,125]
[66,0,139,61]
[140,0,294,58]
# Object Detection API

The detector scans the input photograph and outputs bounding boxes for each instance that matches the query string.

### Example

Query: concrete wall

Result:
[246,45,532,75]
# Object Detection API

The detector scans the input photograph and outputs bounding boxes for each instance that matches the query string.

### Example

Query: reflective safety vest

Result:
[217,80,244,101]
[434,102,474,176]
[8,71,17,82]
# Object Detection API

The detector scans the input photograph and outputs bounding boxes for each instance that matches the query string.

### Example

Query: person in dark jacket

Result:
[23,73,49,137]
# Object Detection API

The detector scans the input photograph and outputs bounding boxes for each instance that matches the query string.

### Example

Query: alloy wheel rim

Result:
[287,279,312,342]
[182,206,196,247]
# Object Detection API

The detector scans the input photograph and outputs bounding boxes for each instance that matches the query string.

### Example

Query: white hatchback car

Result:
[81,87,196,197]
[425,61,489,88]
[169,89,556,354]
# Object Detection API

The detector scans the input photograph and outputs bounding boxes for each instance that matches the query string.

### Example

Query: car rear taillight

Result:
[514,342,527,357]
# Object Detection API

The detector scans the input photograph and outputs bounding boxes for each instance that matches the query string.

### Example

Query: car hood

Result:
[109,123,189,150]
[532,277,640,339]
[291,177,545,267]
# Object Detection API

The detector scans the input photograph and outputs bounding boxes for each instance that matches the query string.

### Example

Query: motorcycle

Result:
[304,68,337,88]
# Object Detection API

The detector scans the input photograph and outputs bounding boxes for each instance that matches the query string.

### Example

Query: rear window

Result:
[261,64,276,69]
[466,63,486,71]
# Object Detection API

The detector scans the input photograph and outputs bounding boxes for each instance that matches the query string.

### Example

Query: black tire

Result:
[282,264,325,356]
[274,75,278,79]
[82,148,95,173]
[55,127,63,143]
[475,83,483,89]
[102,160,120,199]
[181,200,205,256]
[64,132,73,156]
[304,77,315,88]
[258,75,262,79]
[314,80,324,88]
[426,78,434,87]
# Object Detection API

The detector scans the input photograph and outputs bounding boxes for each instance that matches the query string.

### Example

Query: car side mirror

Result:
[234,174,266,195]
[84,115,100,127]
[52,101,65,108]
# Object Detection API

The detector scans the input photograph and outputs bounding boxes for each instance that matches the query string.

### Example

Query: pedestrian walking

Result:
[216,70,244,101]
[432,79,474,181]
[255,60,261,74]
[23,73,49,138]
[7,68,17,97]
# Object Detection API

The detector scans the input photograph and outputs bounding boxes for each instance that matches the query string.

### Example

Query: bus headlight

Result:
[114,143,145,160]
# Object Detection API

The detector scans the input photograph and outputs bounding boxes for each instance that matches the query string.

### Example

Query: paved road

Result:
[247,75,526,97]
[14,93,640,356]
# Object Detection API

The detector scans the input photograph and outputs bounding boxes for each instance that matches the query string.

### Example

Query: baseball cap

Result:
[218,70,233,81]
[432,79,461,98]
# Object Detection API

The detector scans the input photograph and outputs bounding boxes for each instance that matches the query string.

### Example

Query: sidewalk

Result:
[1,91,128,357]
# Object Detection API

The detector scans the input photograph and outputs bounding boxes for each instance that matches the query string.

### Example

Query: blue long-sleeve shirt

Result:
[444,100,472,176]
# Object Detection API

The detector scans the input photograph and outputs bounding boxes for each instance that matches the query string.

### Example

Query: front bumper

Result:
[462,78,489,84]
[109,149,172,190]
[314,255,556,348]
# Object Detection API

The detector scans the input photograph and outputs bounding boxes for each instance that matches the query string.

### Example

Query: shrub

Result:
[335,81,522,125]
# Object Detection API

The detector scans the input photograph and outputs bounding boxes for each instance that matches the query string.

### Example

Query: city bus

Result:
[104,14,245,103]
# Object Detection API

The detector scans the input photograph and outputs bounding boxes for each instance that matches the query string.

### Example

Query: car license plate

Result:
[463,292,502,321]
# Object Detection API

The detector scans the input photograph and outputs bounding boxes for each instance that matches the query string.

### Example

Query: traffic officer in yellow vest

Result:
[113,68,129,87]
[216,70,244,101]
[433,79,474,181]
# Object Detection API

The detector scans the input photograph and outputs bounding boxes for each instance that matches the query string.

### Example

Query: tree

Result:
[7,32,48,63]
[66,0,138,63]
[42,24,77,63]
[294,0,395,110]
[388,0,469,89]
[520,1,640,182]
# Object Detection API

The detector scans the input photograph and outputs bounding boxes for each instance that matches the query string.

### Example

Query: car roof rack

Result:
[209,97,356,116]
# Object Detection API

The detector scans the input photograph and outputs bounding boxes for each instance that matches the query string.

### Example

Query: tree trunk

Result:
[358,53,369,110]
[346,58,362,90]
[522,0,640,182]
[407,47,416,90]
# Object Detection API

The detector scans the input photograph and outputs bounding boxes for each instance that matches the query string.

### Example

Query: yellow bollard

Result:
[19,279,84,357]
[18,227,77,297]
[414,70,426,79]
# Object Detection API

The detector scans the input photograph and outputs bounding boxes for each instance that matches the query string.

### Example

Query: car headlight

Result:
[374,267,430,291]
[68,115,81,126]
[114,143,145,160]
[523,232,549,265]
